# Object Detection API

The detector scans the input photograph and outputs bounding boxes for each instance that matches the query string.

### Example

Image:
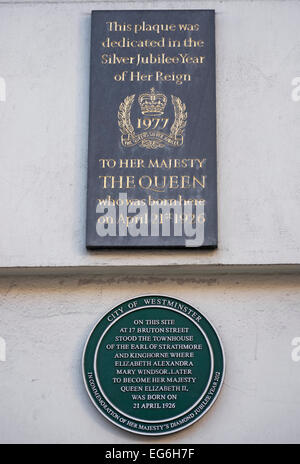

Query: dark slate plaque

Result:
[86,10,217,248]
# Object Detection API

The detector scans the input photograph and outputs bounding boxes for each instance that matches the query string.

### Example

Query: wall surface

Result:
[0,0,300,270]
[0,0,300,445]
[0,273,299,444]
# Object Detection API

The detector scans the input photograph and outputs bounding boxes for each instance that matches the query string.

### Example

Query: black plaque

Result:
[86,10,217,248]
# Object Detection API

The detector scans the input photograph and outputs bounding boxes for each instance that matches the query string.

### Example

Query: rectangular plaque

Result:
[86,10,217,248]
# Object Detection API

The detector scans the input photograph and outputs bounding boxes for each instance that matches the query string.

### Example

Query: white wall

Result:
[0,0,300,444]
[0,273,299,444]
[0,0,300,270]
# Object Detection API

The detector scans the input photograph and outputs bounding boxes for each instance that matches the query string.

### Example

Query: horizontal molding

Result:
[0,263,300,277]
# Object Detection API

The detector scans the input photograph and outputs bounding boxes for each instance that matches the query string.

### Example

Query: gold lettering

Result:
[193,176,206,189]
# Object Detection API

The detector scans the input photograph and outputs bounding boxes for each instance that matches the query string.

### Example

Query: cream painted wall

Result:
[0,0,300,270]
[0,0,300,444]
[0,273,299,444]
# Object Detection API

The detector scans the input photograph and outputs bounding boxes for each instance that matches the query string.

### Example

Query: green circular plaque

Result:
[82,296,225,435]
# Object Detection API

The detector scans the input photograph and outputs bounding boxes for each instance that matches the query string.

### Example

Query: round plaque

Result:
[82,296,225,435]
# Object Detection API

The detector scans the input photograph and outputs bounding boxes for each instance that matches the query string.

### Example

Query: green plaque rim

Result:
[82,295,225,436]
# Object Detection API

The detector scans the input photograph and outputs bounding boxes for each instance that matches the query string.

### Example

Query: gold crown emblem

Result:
[138,88,167,115]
